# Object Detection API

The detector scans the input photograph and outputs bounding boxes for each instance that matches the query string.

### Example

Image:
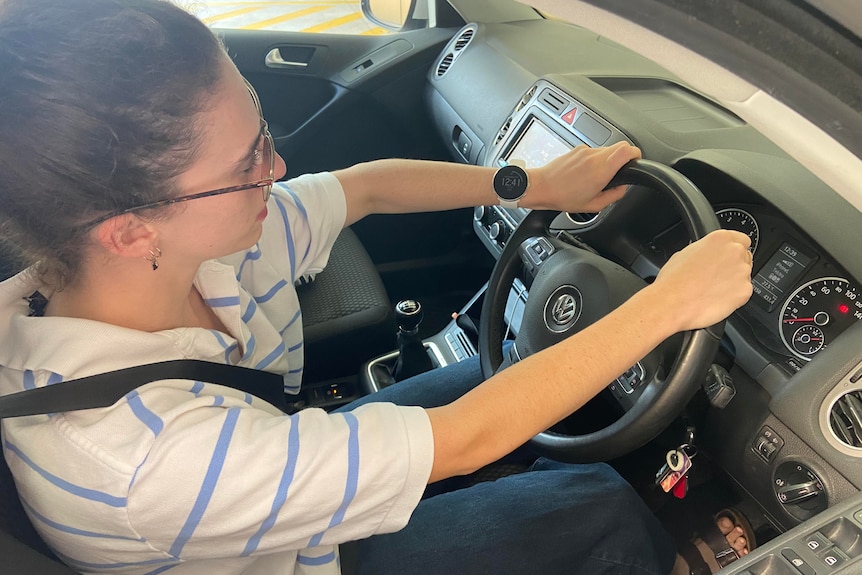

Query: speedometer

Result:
[779,277,862,360]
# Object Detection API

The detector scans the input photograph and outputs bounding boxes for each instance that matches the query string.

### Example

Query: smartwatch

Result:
[493,162,529,209]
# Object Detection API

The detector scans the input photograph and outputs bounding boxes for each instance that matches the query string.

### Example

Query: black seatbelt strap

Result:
[0,360,288,418]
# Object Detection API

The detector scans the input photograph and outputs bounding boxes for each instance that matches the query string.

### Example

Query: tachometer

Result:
[716,208,759,254]
[780,277,862,360]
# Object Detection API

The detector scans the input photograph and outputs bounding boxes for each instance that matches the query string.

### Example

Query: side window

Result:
[187,1,428,35]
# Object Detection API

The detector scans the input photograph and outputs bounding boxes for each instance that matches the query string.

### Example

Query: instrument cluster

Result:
[717,207,862,362]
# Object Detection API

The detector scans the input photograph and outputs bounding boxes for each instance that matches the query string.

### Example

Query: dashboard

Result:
[425,17,862,538]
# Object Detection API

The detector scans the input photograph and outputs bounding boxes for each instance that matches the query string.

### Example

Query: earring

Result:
[146,247,162,271]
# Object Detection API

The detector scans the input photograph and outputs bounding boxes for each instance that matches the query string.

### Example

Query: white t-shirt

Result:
[0,173,434,575]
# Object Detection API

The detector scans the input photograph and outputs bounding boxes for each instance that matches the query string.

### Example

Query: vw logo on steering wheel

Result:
[543,286,583,333]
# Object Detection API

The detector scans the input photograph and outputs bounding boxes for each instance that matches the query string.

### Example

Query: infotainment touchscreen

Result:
[505,117,573,168]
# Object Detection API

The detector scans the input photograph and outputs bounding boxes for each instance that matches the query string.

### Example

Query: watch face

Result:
[494,165,528,200]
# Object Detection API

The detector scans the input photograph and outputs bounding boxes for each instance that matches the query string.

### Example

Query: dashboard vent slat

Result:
[436,53,454,77]
[538,88,568,114]
[435,24,477,79]
[454,28,474,51]
[830,390,862,449]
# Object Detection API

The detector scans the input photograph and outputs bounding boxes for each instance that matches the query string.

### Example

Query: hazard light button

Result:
[562,107,577,124]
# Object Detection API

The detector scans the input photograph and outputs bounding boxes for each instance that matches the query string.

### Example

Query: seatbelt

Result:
[0,360,289,418]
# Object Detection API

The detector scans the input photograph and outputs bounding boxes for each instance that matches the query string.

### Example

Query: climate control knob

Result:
[473,206,486,222]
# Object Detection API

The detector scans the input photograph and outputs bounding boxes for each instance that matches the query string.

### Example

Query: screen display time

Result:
[751,242,814,310]
[505,118,573,169]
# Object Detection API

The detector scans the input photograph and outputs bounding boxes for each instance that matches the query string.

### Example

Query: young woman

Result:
[0,1,753,574]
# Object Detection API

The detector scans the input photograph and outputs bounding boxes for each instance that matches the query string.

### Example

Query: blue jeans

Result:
[336,355,677,575]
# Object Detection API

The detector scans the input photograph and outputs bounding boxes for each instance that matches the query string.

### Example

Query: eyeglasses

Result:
[84,79,275,228]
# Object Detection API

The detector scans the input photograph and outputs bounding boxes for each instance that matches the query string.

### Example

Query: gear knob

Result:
[395,299,423,334]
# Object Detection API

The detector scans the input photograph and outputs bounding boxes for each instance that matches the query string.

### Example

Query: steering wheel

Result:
[479,159,724,463]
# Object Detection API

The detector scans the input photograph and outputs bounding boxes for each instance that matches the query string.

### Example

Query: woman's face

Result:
[155,57,287,264]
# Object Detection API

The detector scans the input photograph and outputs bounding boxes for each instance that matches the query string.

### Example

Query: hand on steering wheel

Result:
[479,159,750,462]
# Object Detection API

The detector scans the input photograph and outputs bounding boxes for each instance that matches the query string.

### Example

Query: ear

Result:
[94,215,159,259]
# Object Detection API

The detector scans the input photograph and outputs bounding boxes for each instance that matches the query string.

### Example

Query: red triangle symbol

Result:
[562,108,577,124]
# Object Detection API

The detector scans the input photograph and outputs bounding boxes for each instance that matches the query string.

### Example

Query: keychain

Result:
[655,446,693,494]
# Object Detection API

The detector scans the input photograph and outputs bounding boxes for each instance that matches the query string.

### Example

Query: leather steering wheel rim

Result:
[479,159,724,463]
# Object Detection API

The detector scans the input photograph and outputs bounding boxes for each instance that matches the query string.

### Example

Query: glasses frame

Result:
[84,79,275,229]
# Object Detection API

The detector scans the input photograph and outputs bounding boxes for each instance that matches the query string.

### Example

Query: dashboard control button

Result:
[752,425,784,463]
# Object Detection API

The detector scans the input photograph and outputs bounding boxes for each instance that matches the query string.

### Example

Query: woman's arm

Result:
[425,229,753,482]
[335,142,641,226]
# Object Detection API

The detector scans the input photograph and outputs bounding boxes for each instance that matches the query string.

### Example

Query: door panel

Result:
[220,26,484,278]
[221,28,454,173]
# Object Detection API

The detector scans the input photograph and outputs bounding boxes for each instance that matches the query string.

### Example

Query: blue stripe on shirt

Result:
[21,497,144,541]
[243,333,257,359]
[253,279,288,304]
[23,370,35,391]
[203,296,240,308]
[280,186,312,265]
[241,299,258,323]
[125,391,164,437]
[308,413,360,547]
[280,309,302,336]
[241,413,301,556]
[255,341,285,370]
[297,551,337,566]
[236,245,262,280]
[210,331,237,364]
[273,195,297,282]
[4,441,126,508]
[169,407,240,558]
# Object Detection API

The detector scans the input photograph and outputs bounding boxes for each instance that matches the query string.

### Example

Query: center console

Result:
[473,79,631,258]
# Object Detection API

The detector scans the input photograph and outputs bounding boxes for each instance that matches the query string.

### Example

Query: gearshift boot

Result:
[392,300,434,381]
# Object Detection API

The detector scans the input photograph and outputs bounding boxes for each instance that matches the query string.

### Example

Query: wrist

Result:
[627,285,685,339]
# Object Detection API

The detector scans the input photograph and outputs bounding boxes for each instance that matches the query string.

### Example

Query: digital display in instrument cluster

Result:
[506,118,573,168]
[751,243,813,311]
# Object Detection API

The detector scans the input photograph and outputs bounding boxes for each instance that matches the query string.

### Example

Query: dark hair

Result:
[0,0,225,288]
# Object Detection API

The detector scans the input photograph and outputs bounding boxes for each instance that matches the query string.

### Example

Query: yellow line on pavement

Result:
[241,5,329,30]
[201,6,262,24]
[360,27,388,36]
[300,11,362,33]
[202,1,354,5]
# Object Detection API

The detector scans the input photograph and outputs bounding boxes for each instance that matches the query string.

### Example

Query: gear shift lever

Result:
[392,299,433,381]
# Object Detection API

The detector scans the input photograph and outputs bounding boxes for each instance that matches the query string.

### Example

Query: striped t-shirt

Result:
[0,172,434,575]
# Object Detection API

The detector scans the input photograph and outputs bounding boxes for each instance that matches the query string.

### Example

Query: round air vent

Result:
[434,24,478,78]
[829,390,862,449]
[566,212,600,225]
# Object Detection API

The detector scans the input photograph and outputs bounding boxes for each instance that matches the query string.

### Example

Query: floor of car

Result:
[611,440,782,557]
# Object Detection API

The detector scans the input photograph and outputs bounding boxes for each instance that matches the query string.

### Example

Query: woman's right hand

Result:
[649,229,754,333]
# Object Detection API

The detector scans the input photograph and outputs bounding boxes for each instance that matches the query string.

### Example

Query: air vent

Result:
[830,390,862,449]
[434,24,477,79]
[436,53,454,77]
[495,117,512,144]
[453,28,474,51]
[514,85,538,113]
[566,212,600,225]
[538,88,568,114]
